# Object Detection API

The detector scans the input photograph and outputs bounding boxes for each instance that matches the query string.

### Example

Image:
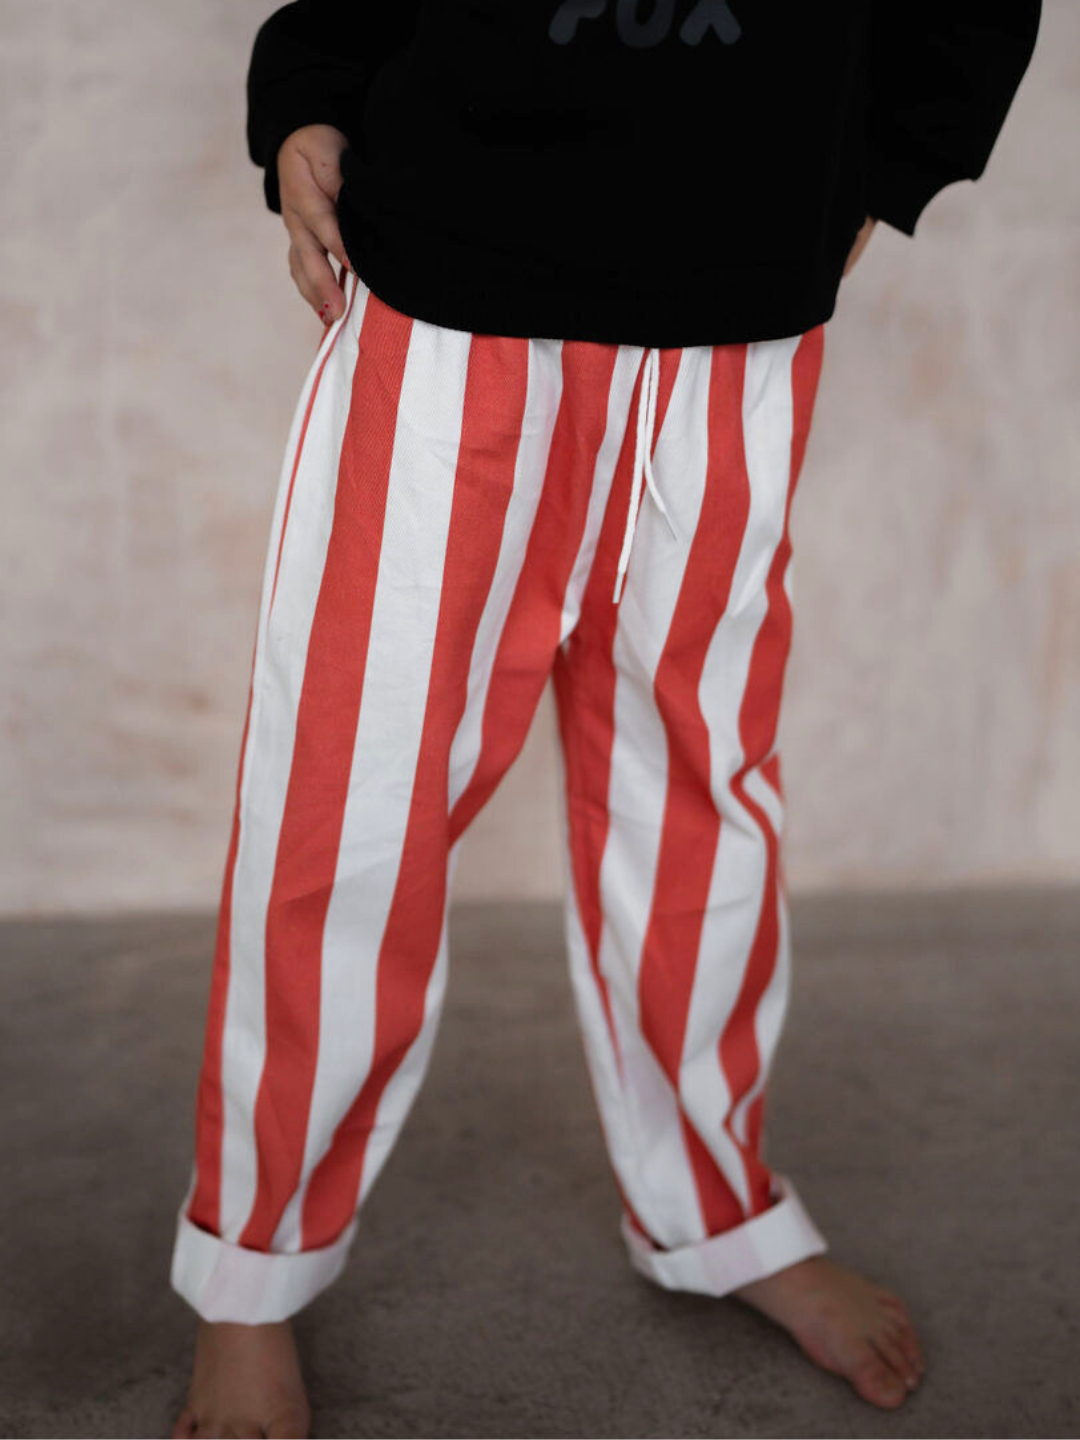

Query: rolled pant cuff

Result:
[620,1171,828,1297]
[170,1204,358,1323]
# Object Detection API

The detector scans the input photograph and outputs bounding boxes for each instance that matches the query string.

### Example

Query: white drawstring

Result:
[612,347,680,604]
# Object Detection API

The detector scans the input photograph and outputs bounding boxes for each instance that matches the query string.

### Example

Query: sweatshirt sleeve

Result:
[246,1,421,213]
[864,0,1042,236]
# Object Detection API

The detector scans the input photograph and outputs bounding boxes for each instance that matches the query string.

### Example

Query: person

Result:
[169,3,1041,1435]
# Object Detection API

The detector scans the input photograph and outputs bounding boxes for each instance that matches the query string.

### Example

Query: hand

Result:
[277,124,352,325]
[843,216,877,276]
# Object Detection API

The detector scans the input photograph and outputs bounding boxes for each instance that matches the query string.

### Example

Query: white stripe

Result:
[586,347,714,1245]
[683,335,799,1208]
[552,348,654,1220]
[215,280,370,1241]
[272,315,472,1249]
[554,731,622,1105]
[558,348,643,644]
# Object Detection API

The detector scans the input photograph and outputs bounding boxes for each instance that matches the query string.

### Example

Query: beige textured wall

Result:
[1,2,1077,916]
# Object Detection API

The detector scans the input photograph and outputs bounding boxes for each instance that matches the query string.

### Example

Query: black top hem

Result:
[339,205,850,348]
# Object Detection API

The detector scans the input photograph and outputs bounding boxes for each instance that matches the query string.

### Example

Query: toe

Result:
[171,1408,199,1439]
[890,1317,925,1375]
[853,1355,908,1410]
[882,1307,925,1372]
[266,1409,311,1439]
[878,1290,913,1325]
[872,1328,919,1389]
[904,1322,927,1373]
[877,1295,925,1370]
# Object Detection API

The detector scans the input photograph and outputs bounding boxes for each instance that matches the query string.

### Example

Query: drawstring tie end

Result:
[612,347,679,605]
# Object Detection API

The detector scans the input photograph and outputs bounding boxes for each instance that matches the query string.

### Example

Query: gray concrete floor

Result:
[1,889,1079,1438]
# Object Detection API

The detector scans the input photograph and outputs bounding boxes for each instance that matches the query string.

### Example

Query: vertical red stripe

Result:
[635,344,753,1235]
[299,333,531,1248]
[239,294,414,1249]
[550,346,678,1115]
[719,326,826,1216]
[789,327,825,489]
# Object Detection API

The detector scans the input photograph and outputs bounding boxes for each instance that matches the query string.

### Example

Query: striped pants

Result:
[170,267,829,1324]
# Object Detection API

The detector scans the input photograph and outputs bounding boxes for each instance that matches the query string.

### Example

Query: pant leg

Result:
[169,276,647,1323]
[550,326,829,1296]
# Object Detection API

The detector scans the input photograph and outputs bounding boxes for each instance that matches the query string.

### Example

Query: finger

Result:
[284,197,349,301]
[283,185,349,273]
[307,209,350,275]
[288,234,346,324]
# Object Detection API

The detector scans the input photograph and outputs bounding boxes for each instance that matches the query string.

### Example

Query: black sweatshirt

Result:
[246,1,1041,347]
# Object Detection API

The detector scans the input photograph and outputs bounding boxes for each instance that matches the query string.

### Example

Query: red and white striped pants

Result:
[170,268,829,1323]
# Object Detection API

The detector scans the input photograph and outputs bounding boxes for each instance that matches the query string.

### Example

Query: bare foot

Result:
[731,1255,926,1410]
[172,1318,312,1438]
